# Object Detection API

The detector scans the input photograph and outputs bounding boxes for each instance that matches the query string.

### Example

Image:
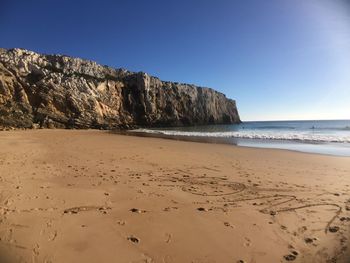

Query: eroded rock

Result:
[0,48,241,129]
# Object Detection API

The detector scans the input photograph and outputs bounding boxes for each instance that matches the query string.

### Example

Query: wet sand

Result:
[0,130,349,263]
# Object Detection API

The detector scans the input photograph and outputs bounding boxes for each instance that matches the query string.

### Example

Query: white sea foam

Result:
[132,129,350,143]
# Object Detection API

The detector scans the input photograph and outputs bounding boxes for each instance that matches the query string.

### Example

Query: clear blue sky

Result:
[1,0,349,121]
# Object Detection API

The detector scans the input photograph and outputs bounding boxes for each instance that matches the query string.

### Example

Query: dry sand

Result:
[0,130,349,263]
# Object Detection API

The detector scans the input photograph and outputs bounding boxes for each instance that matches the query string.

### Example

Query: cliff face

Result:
[0,48,240,129]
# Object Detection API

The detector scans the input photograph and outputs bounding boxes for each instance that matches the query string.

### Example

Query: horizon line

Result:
[242,118,350,122]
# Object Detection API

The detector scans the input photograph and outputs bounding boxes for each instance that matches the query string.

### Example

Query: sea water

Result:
[132,120,350,156]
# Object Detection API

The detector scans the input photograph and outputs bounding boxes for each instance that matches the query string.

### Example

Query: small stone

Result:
[197,207,208,212]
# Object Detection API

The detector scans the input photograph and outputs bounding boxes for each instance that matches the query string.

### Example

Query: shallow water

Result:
[132,120,350,156]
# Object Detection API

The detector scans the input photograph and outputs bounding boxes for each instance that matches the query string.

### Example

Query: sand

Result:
[0,130,349,263]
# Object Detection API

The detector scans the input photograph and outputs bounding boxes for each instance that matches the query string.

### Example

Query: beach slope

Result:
[0,130,349,263]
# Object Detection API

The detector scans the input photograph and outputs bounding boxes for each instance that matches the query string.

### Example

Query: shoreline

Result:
[0,130,350,262]
[121,130,350,158]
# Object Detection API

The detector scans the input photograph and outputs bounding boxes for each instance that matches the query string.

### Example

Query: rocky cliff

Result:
[0,48,240,129]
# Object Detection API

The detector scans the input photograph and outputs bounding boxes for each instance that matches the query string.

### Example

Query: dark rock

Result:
[0,48,241,129]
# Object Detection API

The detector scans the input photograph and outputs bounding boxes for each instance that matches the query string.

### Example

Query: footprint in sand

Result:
[345,199,350,211]
[127,236,140,244]
[163,207,178,212]
[283,254,296,261]
[243,237,251,247]
[304,237,313,244]
[224,222,234,228]
[328,226,340,233]
[165,233,172,243]
[284,251,298,261]
[48,230,57,241]
[116,220,126,226]
[32,243,40,258]
[130,208,146,213]
[63,206,111,214]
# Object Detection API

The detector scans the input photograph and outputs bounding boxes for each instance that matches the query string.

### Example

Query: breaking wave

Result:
[132,129,350,143]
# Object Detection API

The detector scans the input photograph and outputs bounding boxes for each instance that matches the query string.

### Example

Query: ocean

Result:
[131,120,350,156]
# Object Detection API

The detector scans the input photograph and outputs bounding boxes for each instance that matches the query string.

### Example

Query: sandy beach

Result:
[0,130,349,263]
